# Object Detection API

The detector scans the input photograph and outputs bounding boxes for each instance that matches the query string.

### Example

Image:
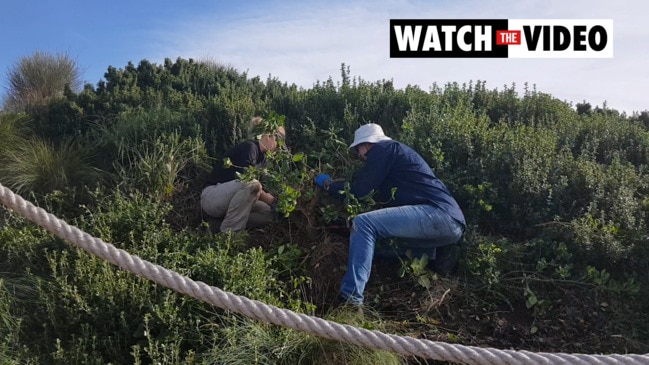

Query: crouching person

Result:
[314,123,466,306]
[201,117,285,233]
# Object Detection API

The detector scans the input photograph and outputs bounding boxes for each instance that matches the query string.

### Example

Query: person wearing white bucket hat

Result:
[348,123,392,148]
[314,123,466,307]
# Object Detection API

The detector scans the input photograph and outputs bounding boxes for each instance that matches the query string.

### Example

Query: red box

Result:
[496,30,521,45]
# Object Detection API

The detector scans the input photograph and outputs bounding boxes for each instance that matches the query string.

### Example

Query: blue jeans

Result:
[340,204,464,304]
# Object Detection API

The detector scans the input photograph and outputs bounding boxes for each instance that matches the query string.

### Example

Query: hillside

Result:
[1,57,648,364]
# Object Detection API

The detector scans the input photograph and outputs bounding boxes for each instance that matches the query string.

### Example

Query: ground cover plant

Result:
[1,55,648,364]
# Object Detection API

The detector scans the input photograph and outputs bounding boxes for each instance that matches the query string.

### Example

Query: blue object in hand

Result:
[314,173,331,187]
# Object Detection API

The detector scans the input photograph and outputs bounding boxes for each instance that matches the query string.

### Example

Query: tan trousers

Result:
[200,180,273,232]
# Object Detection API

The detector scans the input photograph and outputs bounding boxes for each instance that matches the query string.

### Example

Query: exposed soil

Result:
[243,220,648,363]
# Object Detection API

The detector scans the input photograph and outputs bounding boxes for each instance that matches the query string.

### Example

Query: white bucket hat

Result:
[349,123,392,148]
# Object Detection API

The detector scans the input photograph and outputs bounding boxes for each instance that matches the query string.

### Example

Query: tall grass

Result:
[3,51,81,112]
[297,308,404,365]
[0,137,103,195]
[111,131,210,200]
[90,108,211,201]
[201,311,403,365]
[0,113,29,159]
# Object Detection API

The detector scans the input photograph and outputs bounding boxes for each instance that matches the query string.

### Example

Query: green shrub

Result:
[0,278,40,364]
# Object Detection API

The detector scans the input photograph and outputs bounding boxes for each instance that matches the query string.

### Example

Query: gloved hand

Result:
[314,173,331,188]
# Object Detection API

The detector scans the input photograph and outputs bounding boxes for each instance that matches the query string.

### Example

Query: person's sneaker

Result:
[434,243,462,276]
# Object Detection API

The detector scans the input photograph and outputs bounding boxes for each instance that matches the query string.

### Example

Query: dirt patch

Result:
[197,210,649,356]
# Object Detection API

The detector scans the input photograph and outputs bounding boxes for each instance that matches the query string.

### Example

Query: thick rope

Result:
[0,184,647,365]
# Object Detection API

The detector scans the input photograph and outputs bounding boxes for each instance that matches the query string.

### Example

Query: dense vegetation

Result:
[1,54,648,364]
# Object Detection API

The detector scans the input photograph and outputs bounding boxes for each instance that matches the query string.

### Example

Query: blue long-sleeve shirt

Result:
[326,140,466,227]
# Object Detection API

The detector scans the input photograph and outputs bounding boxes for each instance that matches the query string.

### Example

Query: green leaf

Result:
[417,275,432,289]
[292,152,305,162]
[223,157,232,168]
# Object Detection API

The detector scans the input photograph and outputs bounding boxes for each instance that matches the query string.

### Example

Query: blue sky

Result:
[1,0,647,114]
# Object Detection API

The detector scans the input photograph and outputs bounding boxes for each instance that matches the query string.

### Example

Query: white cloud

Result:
[151,0,649,113]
